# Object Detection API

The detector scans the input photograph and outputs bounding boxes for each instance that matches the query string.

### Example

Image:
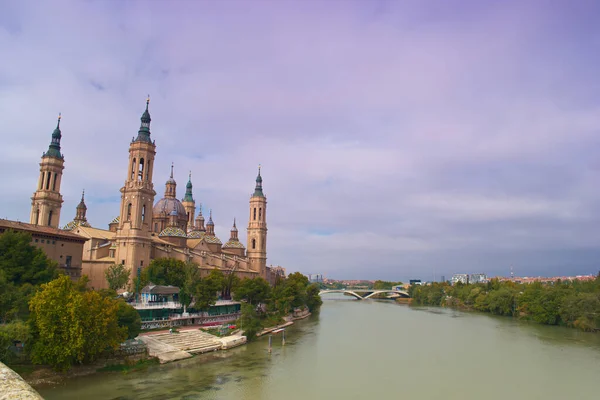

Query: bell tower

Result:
[247,165,267,278]
[115,97,157,278]
[30,114,65,228]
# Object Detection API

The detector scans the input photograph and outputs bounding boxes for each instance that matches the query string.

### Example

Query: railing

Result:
[132,301,182,310]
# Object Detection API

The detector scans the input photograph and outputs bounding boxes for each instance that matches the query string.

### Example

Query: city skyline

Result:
[2,1,600,279]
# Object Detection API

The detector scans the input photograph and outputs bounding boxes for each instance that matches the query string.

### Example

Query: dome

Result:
[153,198,187,219]
[223,240,245,249]
[158,226,187,238]
[63,219,91,231]
[187,230,206,239]
[110,216,120,224]
[203,235,222,245]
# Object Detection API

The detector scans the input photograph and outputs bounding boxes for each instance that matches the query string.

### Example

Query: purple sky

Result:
[1,0,600,280]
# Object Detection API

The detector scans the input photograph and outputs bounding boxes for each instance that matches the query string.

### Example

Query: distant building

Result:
[469,273,487,284]
[441,275,446,283]
[451,274,468,284]
[451,273,488,285]
[409,279,423,286]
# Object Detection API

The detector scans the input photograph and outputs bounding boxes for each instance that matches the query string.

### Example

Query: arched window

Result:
[39,172,44,189]
[127,203,132,221]
[131,158,136,180]
[139,158,144,181]
[35,209,40,225]
[47,210,53,226]
[253,208,256,220]
[52,173,58,190]
[45,172,51,190]
[142,204,146,222]
[259,207,262,220]
[252,238,256,249]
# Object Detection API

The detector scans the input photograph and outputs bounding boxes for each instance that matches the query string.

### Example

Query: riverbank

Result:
[410,278,600,333]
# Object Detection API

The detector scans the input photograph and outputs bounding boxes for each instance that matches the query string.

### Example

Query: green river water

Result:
[38,294,600,399]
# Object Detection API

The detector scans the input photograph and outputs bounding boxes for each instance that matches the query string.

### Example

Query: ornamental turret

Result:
[182,171,196,232]
[30,114,65,228]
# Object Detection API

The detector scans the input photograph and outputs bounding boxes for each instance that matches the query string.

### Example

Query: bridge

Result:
[319,289,410,300]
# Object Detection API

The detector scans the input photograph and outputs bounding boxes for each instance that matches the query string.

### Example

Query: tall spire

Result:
[207,209,214,226]
[183,171,194,202]
[135,95,152,143]
[253,164,264,197]
[45,113,64,159]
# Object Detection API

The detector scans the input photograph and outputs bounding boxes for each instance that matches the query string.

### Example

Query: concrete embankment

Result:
[0,361,43,400]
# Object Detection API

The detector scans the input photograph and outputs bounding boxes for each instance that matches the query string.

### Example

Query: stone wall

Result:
[0,361,43,400]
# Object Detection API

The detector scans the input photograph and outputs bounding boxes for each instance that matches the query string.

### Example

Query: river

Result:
[38,294,600,399]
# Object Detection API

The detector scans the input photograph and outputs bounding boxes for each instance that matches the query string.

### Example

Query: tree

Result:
[234,277,271,305]
[237,303,263,341]
[143,258,187,288]
[116,300,142,339]
[194,270,223,310]
[29,275,126,371]
[0,230,59,286]
[104,264,130,291]
[306,283,323,312]
[179,262,201,309]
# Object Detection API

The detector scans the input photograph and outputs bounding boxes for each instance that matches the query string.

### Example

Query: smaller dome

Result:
[110,216,120,224]
[223,240,245,249]
[159,226,187,238]
[63,220,91,231]
[187,230,205,239]
[203,235,222,245]
[153,198,187,219]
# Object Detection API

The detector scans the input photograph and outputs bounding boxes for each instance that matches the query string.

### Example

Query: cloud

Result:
[1,0,600,280]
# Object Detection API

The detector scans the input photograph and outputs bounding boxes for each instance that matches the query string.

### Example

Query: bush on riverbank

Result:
[410,275,600,331]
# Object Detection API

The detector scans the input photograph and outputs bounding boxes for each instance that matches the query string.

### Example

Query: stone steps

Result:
[150,330,221,353]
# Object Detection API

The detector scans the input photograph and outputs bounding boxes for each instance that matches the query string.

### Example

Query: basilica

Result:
[24,98,284,289]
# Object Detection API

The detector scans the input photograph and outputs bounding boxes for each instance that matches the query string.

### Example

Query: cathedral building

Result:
[20,98,285,289]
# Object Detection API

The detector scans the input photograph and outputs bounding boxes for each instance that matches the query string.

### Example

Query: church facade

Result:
[26,98,285,289]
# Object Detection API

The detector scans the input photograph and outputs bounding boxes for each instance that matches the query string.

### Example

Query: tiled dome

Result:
[223,240,245,249]
[203,235,222,245]
[63,219,91,230]
[110,216,120,224]
[187,230,206,239]
[158,226,187,238]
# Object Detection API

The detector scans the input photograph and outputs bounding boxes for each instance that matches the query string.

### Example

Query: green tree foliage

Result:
[0,230,59,285]
[0,230,59,322]
[373,280,403,290]
[194,270,223,310]
[104,264,130,291]
[234,277,271,305]
[411,275,600,332]
[116,300,142,340]
[306,283,323,312]
[29,275,126,371]
[238,303,263,341]
[142,258,187,288]
[234,272,323,338]
[179,262,201,309]
[0,320,30,364]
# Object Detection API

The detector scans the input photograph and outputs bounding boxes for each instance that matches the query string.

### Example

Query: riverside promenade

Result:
[0,361,43,400]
